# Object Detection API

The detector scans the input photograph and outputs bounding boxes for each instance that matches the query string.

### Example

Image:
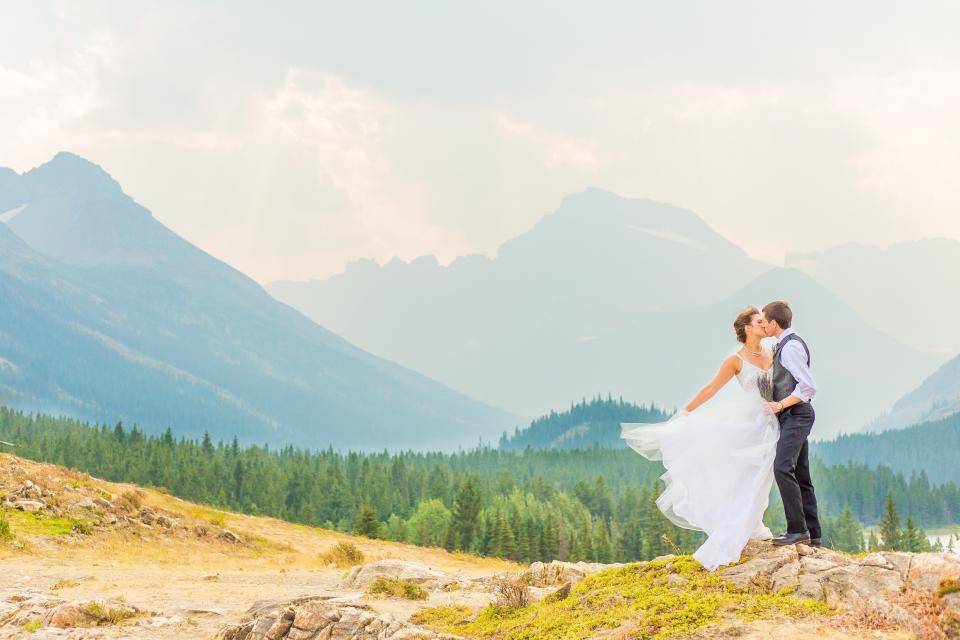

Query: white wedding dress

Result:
[620,353,779,571]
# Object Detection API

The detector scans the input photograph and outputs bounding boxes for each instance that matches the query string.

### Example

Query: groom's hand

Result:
[763,401,782,415]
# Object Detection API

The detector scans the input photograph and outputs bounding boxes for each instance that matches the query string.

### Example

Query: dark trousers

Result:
[774,403,821,538]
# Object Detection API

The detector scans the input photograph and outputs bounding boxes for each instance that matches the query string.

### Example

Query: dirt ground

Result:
[0,455,516,638]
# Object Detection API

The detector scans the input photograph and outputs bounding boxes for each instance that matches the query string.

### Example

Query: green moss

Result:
[6,511,93,537]
[367,576,429,600]
[19,620,42,633]
[415,556,832,640]
[411,605,474,627]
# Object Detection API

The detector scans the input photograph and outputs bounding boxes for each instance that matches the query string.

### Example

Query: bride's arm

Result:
[683,355,739,413]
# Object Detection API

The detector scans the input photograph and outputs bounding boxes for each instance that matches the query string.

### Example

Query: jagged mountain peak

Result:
[23,151,127,199]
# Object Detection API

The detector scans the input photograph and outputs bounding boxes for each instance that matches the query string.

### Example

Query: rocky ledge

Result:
[217,543,960,640]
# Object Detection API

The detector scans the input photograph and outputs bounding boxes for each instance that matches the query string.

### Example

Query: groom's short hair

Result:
[763,301,792,329]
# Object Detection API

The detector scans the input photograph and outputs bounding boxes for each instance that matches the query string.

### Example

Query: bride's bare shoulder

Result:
[724,352,743,372]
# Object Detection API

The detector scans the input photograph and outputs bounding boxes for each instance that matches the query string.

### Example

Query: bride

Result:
[620,307,778,571]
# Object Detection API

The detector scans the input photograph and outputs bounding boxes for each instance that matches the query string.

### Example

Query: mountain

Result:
[498,396,669,451]
[814,411,960,485]
[0,152,517,451]
[862,354,960,433]
[787,240,960,353]
[269,189,770,418]
[269,191,944,436]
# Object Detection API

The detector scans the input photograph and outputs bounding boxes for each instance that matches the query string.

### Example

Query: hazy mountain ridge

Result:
[0,153,517,451]
[863,354,960,433]
[269,189,773,420]
[269,191,944,437]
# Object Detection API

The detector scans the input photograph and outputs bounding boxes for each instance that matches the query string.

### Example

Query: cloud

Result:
[260,68,470,269]
[831,55,960,236]
[496,112,599,171]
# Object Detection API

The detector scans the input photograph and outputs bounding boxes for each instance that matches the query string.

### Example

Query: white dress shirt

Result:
[776,328,817,403]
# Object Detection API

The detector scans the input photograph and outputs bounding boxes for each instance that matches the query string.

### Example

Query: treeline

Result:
[2,407,959,565]
[814,411,960,485]
[0,408,701,563]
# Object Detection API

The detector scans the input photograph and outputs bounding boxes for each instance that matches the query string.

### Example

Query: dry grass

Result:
[319,540,365,567]
[367,576,429,600]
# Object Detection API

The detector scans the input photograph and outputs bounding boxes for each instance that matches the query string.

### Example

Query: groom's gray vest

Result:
[772,333,811,403]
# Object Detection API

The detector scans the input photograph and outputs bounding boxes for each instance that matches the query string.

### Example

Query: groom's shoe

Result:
[771,532,810,546]
[808,538,823,548]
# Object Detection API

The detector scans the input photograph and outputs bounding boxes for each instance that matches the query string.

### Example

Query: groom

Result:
[762,301,821,547]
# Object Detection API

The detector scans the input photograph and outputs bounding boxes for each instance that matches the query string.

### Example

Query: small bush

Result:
[319,541,365,567]
[82,601,135,625]
[491,575,530,609]
[0,509,13,541]
[70,519,93,535]
[940,577,960,597]
[115,490,143,513]
[367,576,429,600]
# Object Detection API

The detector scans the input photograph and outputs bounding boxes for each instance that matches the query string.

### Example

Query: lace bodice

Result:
[735,355,774,401]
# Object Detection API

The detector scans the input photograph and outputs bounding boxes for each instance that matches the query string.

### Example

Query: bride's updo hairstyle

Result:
[733,306,760,344]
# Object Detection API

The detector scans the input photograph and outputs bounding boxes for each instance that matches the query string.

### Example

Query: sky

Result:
[2,1,960,283]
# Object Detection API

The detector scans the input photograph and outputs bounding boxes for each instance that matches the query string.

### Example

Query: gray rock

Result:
[218,529,241,544]
[527,560,625,587]
[93,497,112,510]
[13,499,45,513]
[340,560,452,589]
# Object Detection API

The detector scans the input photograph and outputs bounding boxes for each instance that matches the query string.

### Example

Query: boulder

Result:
[527,560,625,587]
[13,499,45,513]
[93,497,113,510]
[218,529,241,544]
[340,560,454,589]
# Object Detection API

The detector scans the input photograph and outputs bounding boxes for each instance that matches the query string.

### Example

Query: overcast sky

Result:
[2,1,960,282]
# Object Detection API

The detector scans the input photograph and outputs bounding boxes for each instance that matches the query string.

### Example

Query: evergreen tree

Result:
[356,502,382,539]
[453,476,482,552]
[879,493,902,551]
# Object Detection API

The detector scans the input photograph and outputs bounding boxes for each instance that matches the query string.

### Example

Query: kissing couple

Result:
[620,300,819,571]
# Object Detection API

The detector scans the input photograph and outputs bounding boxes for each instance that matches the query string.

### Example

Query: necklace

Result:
[742,345,762,357]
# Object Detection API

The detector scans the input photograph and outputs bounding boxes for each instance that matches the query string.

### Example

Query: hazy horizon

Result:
[4,2,960,283]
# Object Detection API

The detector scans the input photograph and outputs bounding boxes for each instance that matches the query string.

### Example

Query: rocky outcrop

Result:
[340,560,461,591]
[213,596,461,640]
[0,591,145,629]
[722,541,960,635]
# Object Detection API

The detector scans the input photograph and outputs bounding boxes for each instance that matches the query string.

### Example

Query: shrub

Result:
[115,490,143,513]
[491,575,530,609]
[367,576,428,600]
[319,541,365,568]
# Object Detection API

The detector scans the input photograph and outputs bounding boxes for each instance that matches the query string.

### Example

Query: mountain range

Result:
[862,353,960,433]
[269,189,947,438]
[0,153,517,451]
